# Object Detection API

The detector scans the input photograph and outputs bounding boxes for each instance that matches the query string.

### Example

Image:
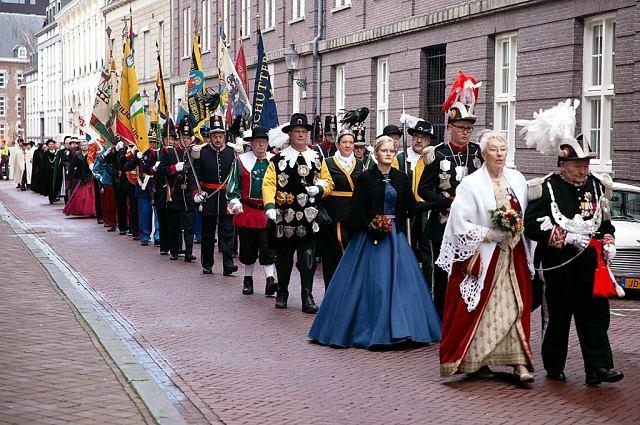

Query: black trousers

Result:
[274,237,316,294]
[238,227,275,266]
[431,240,448,319]
[127,183,139,237]
[94,178,102,221]
[319,221,349,288]
[167,208,194,257]
[156,206,170,252]
[201,215,235,270]
[115,184,129,232]
[542,250,614,374]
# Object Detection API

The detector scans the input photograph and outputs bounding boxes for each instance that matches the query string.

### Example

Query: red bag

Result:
[590,239,617,299]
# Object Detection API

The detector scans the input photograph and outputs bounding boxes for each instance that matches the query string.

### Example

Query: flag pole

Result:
[402,93,411,245]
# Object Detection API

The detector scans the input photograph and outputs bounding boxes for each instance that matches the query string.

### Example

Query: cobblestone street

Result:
[1,182,639,424]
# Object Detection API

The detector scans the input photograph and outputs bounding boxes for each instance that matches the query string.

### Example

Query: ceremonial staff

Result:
[401,94,411,245]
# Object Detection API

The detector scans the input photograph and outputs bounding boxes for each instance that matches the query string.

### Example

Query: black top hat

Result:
[353,126,367,146]
[312,115,323,141]
[282,113,314,133]
[178,116,192,136]
[209,114,226,133]
[244,126,269,141]
[148,128,157,142]
[163,118,178,138]
[377,124,402,139]
[408,120,435,137]
[324,114,338,135]
[557,134,597,165]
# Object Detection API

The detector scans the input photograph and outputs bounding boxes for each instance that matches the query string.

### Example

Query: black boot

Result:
[242,276,254,295]
[275,281,289,309]
[585,368,624,386]
[265,276,277,297]
[300,272,318,314]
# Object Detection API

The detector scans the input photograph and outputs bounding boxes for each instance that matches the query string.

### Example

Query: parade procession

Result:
[1,0,639,424]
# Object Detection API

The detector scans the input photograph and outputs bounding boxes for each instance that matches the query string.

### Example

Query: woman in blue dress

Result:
[309,136,441,349]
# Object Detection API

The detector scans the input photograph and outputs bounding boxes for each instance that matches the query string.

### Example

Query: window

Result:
[423,46,446,145]
[241,0,251,39]
[158,21,164,68]
[0,96,5,116]
[223,0,229,38]
[494,33,517,166]
[0,71,5,88]
[201,0,211,52]
[265,0,276,30]
[17,97,22,117]
[334,0,350,8]
[292,0,304,21]
[268,63,275,98]
[335,65,345,121]
[582,15,615,170]
[0,124,5,139]
[18,46,27,59]
[292,70,301,114]
[182,7,192,59]
[376,58,389,138]
[143,30,151,79]
[16,72,23,85]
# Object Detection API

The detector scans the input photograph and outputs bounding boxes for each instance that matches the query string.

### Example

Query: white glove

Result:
[265,209,277,221]
[537,216,553,231]
[115,141,124,151]
[136,151,143,159]
[228,198,243,214]
[487,229,508,243]
[152,161,160,172]
[603,244,616,262]
[306,186,320,197]
[193,192,206,203]
[175,162,184,172]
[565,232,590,249]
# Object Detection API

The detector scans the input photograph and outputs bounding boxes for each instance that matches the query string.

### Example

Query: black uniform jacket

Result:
[320,156,364,223]
[524,173,615,270]
[417,141,483,241]
[347,166,415,235]
[193,144,235,216]
[157,145,196,211]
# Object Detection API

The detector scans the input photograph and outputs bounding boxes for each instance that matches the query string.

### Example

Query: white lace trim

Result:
[435,225,489,312]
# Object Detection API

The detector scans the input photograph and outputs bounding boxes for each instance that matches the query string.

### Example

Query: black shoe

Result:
[140,241,149,246]
[133,236,140,241]
[585,368,624,386]
[265,276,277,297]
[194,239,201,244]
[302,300,319,314]
[275,294,288,309]
[170,255,179,260]
[97,218,104,224]
[242,276,254,295]
[223,265,238,276]
[160,250,169,255]
[184,254,196,263]
[107,226,116,232]
[154,240,161,246]
[546,371,566,381]
[119,230,127,235]
[202,268,212,274]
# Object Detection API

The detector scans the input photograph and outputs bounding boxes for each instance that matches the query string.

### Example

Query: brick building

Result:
[171,0,638,183]
[0,12,44,143]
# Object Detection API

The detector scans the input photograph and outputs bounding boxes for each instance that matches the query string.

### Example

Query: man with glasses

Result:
[418,72,483,319]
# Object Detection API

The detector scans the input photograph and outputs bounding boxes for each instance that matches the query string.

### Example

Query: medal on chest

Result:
[473,156,481,169]
[580,191,596,218]
[277,172,289,188]
[454,165,468,182]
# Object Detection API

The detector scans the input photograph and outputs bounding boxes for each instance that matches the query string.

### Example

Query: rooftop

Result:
[0,12,46,59]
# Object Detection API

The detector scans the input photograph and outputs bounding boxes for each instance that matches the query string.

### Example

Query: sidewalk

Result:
[0,217,152,424]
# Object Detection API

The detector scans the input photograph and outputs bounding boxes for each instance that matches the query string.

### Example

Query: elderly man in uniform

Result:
[226,126,277,295]
[193,115,238,275]
[521,100,623,386]
[417,72,483,318]
[262,113,322,314]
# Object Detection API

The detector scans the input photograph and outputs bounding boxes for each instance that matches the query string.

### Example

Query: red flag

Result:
[226,41,250,124]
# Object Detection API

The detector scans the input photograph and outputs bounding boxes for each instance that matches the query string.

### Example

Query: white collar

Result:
[238,151,257,171]
[281,145,319,167]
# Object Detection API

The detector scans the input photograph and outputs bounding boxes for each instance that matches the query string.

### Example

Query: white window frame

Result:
[582,14,615,173]
[333,0,351,11]
[268,63,275,98]
[0,71,6,88]
[143,30,151,79]
[223,0,229,39]
[292,70,301,114]
[16,71,23,85]
[0,124,5,139]
[0,96,5,117]
[335,65,345,122]
[182,7,192,59]
[264,0,276,31]
[201,0,211,52]
[291,0,305,22]
[241,0,251,39]
[18,47,27,59]
[494,33,517,167]
[376,57,389,138]
[16,96,22,117]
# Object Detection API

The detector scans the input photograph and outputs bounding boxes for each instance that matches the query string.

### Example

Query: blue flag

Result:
[251,30,278,130]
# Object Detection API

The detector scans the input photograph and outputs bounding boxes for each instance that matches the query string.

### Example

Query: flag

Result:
[251,30,278,130]
[89,62,116,143]
[178,35,208,141]
[226,41,249,125]
[218,37,251,122]
[155,45,169,131]
[149,94,162,149]
[116,20,150,152]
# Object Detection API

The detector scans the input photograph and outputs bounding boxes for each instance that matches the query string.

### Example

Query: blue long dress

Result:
[308,176,441,349]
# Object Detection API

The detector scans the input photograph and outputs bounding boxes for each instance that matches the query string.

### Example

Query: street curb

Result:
[0,203,188,425]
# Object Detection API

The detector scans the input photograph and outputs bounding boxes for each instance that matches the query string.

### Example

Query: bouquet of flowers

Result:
[490,206,524,235]
[368,214,393,245]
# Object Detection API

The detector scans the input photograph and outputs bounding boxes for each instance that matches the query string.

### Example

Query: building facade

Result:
[169,0,639,184]
[57,0,106,135]
[0,12,44,142]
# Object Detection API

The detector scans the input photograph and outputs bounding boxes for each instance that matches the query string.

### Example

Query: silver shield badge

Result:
[275,209,283,224]
[278,159,287,171]
[312,222,320,233]
[439,173,451,190]
[296,193,308,207]
[276,225,284,238]
[284,226,295,238]
[284,208,295,223]
[295,226,307,237]
[295,211,304,221]
[304,207,318,223]
[297,164,310,177]
[277,172,289,188]
[473,157,481,169]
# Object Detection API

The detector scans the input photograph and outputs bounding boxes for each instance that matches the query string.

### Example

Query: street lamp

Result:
[284,43,307,89]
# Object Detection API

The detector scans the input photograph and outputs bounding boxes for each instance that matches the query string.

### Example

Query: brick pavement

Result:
[1,181,639,424]
[0,205,153,424]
